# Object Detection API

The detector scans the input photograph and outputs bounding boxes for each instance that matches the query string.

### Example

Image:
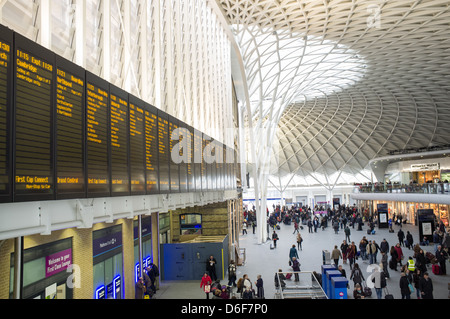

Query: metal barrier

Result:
[274,271,327,299]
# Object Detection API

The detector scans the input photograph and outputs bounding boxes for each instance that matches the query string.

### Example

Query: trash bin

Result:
[325,270,342,298]
[322,250,331,265]
[331,276,348,299]
[321,264,336,296]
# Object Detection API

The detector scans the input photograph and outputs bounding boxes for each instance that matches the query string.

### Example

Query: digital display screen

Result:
[129,95,145,195]
[1,25,230,202]
[144,104,159,194]
[0,25,12,202]
[157,110,170,193]
[194,129,203,192]
[14,34,54,201]
[86,72,110,197]
[110,85,129,196]
[202,134,209,192]
[186,125,195,192]
[55,57,85,198]
[169,115,179,192]
[177,121,188,193]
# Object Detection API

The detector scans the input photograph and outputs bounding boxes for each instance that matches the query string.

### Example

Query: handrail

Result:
[353,182,450,195]
[274,271,327,299]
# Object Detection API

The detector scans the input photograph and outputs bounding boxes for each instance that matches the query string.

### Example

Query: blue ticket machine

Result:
[325,270,342,298]
[331,276,348,299]
[321,264,336,296]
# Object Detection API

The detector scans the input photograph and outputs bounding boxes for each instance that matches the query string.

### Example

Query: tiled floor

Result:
[156,219,449,299]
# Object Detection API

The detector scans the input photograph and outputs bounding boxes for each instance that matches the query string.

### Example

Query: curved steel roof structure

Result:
[219,0,450,187]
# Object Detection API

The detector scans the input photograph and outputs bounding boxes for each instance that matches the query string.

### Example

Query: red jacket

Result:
[200,275,212,292]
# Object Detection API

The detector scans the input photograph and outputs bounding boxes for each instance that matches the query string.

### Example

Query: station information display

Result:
[144,104,159,194]
[129,95,145,195]
[0,24,235,203]
[14,33,55,201]
[168,115,179,192]
[55,57,85,199]
[157,110,170,193]
[86,72,110,197]
[0,25,12,202]
[109,86,129,196]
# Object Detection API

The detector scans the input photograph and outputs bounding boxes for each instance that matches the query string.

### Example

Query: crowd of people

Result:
[241,203,449,299]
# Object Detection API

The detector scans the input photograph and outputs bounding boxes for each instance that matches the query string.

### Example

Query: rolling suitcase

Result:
[384,288,394,299]
[285,273,292,280]
[432,264,441,275]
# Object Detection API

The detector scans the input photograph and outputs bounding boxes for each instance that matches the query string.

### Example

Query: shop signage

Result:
[45,248,72,278]
[411,163,440,171]
[93,231,122,257]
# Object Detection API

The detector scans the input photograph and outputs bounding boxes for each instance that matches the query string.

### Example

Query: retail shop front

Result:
[360,200,449,227]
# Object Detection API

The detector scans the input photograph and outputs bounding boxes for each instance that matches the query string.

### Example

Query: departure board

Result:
[86,72,110,197]
[129,95,145,195]
[202,134,210,191]
[168,115,179,192]
[177,121,188,193]
[0,25,12,202]
[157,110,170,193]
[186,125,195,192]
[109,85,129,196]
[144,104,159,194]
[194,129,203,192]
[55,57,85,199]
[14,34,54,201]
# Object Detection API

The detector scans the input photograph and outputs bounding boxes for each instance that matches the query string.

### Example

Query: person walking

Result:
[206,255,217,281]
[331,245,342,266]
[399,272,411,299]
[344,225,351,242]
[435,245,448,275]
[272,230,279,248]
[405,231,414,250]
[289,244,299,262]
[255,275,264,299]
[296,232,303,250]
[347,242,357,269]
[398,228,405,247]
[228,260,237,287]
[340,240,349,264]
[200,272,212,299]
[291,257,301,282]
[419,272,433,299]
[394,243,404,268]
[350,263,365,288]
[413,269,423,299]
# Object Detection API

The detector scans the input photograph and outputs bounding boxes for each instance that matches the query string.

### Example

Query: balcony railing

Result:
[353,183,450,195]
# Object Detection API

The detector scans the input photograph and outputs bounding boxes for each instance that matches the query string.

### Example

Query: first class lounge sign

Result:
[45,248,72,278]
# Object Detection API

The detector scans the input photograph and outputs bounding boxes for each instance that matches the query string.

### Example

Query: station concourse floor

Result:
[156,220,449,299]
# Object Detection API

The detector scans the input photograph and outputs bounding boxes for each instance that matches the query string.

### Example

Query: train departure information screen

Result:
[158,111,170,193]
[86,74,109,196]
[0,27,11,201]
[14,36,54,200]
[169,116,179,192]
[55,58,85,197]
[110,88,129,195]
[129,97,145,194]
[145,105,159,193]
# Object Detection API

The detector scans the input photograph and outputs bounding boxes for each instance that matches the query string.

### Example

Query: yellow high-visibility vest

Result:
[407,259,415,271]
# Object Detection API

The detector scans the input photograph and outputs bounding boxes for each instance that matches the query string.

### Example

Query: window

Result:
[180,213,202,235]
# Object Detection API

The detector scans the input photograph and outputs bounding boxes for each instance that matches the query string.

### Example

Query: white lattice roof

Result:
[219,0,450,185]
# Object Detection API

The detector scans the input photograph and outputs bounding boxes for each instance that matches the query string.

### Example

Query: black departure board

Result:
[86,72,110,197]
[0,25,12,202]
[157,110,170,193]
[186,125,195,192]
[194,129,203,192]
[2,25,234,202]
[168,115,179,192]
[202,134,210,192]
[109,85,129,196]
[144,103,159,194]
[129,95,145,195]
[55,57,85,199]
[14,34,55,201]
[177,121,188,193]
